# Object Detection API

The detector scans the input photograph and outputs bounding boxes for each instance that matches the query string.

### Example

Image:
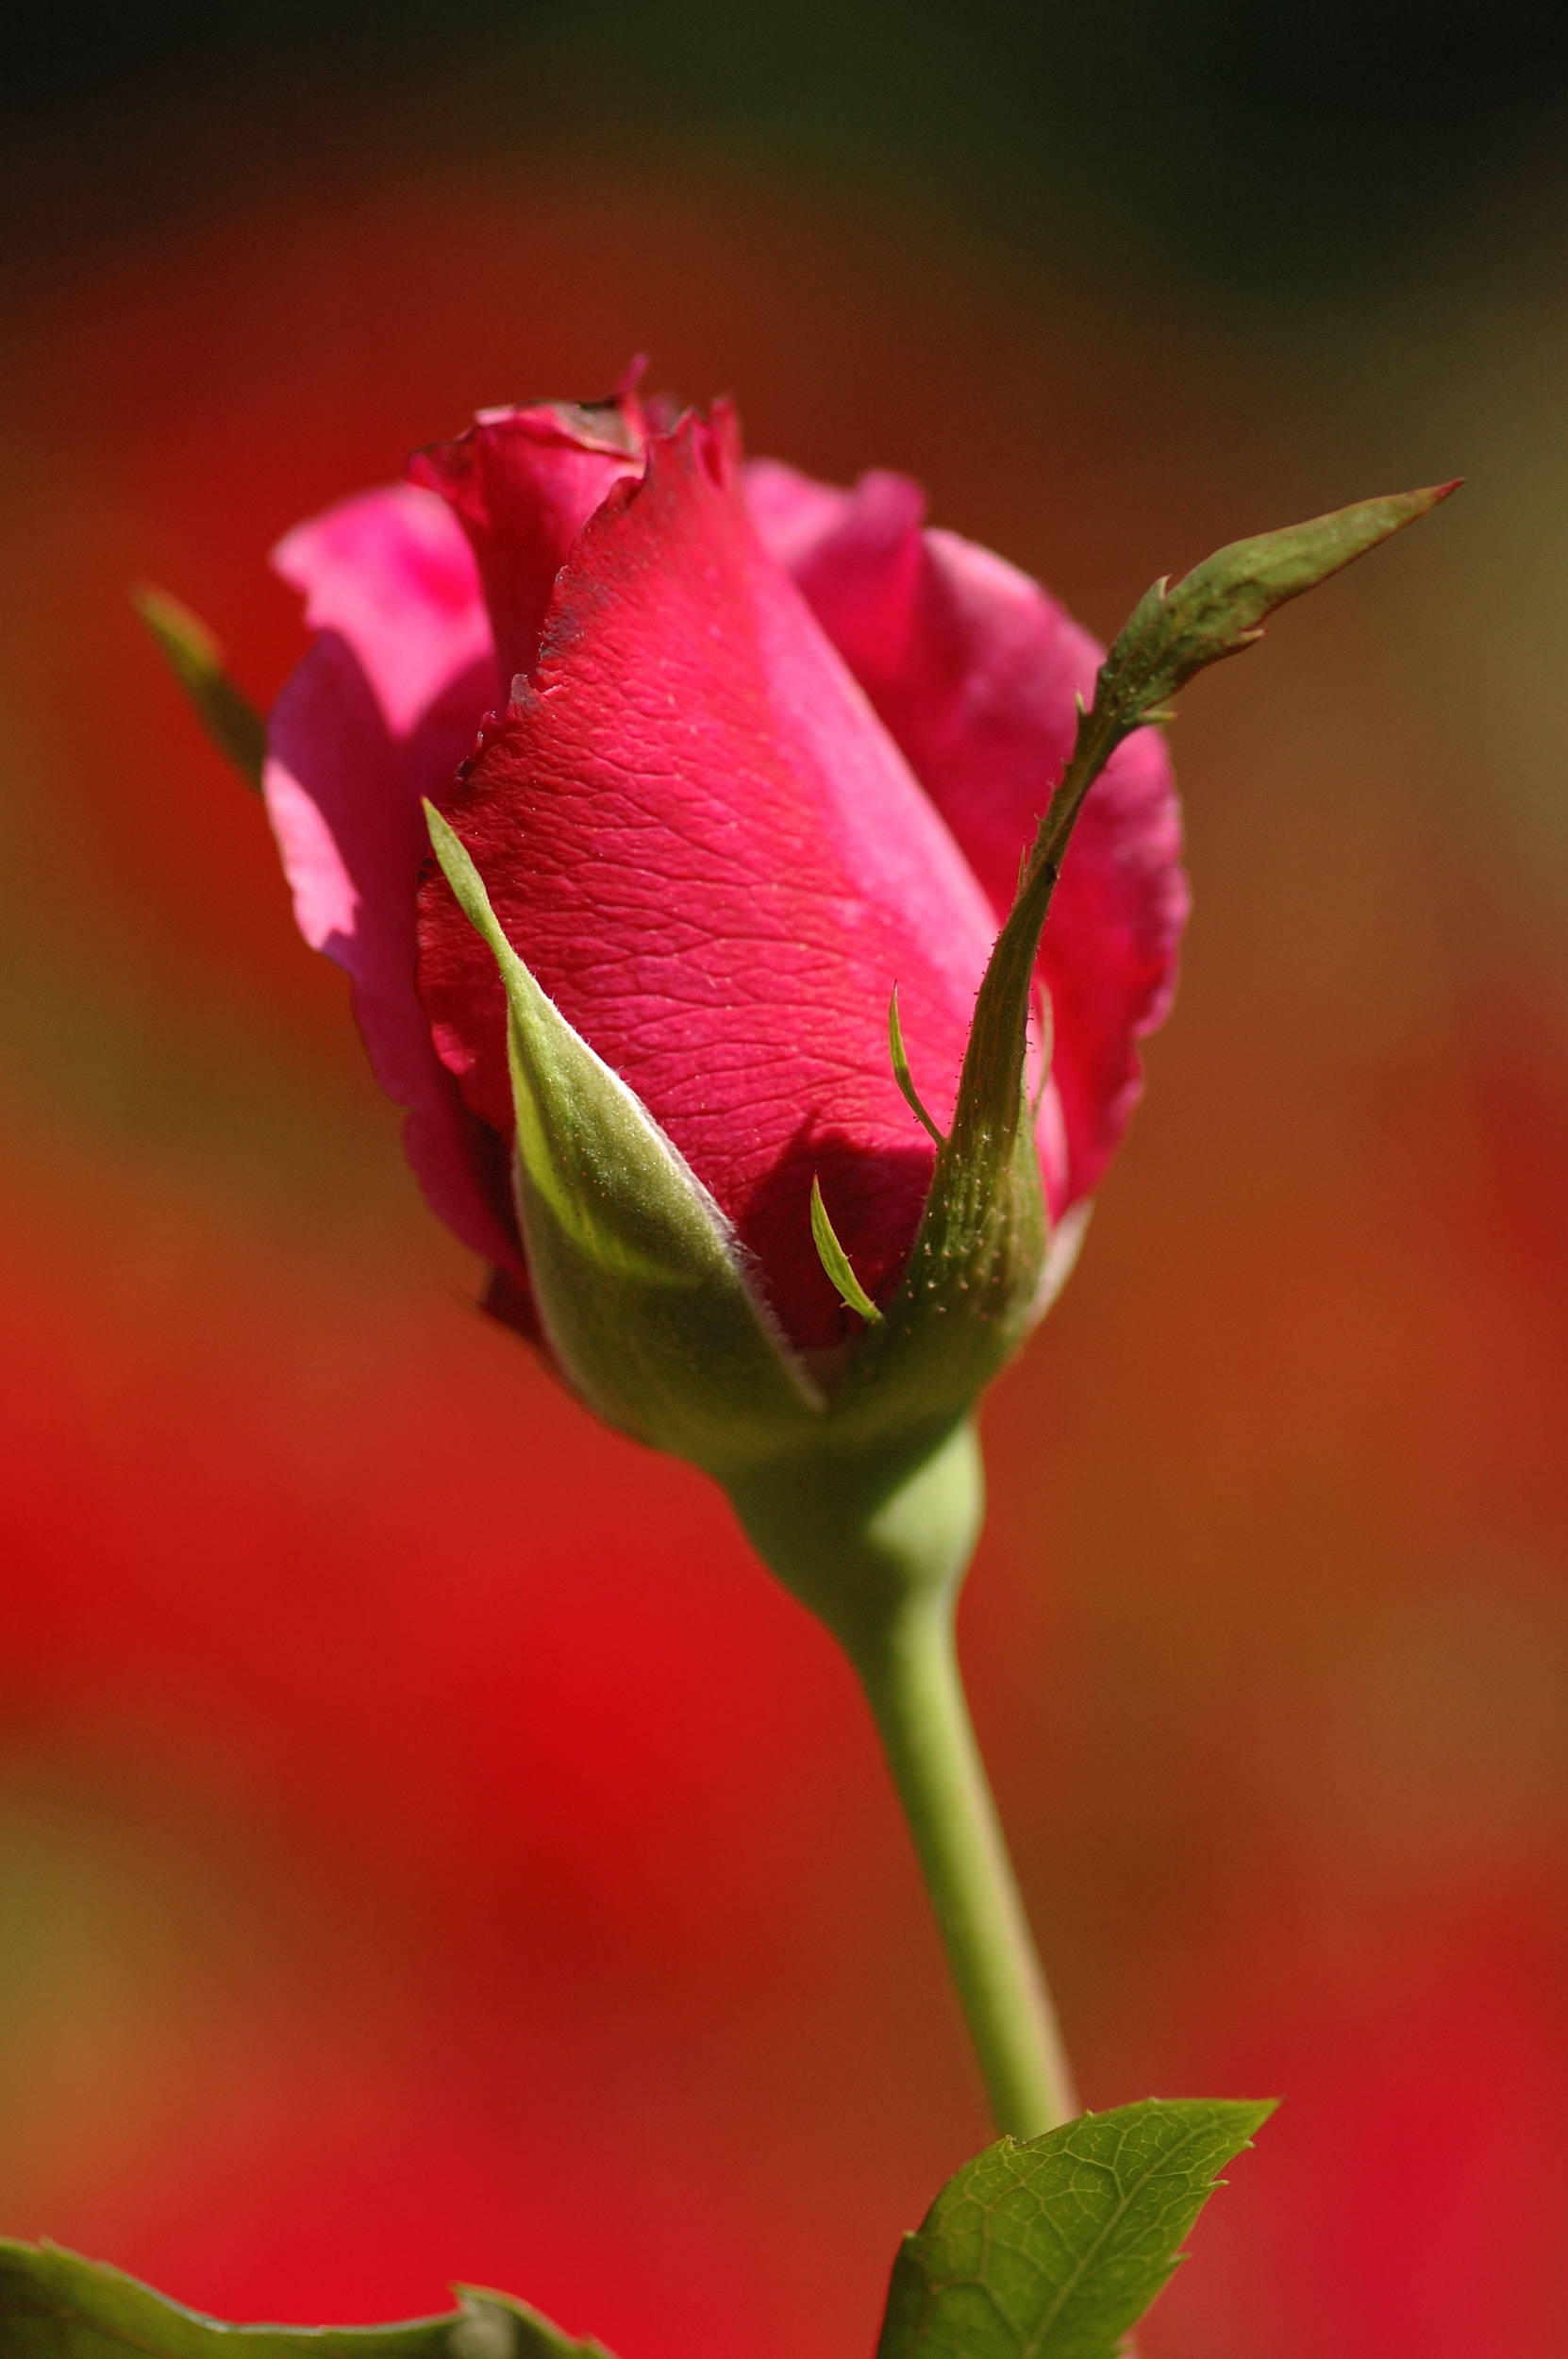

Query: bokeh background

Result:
[3,6,1567,2353]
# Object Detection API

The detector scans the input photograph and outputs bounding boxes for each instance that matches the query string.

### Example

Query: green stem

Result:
[850,1594,1077,2140]
[726,1423,1076,2140]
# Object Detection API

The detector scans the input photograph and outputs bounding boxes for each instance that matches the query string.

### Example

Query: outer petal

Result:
[264,481,521,1276]
[409,389,644,685]
[415,409,1002,1355]
[747,460,1189,1208]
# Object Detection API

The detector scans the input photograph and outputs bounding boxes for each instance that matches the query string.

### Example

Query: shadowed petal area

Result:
[747,460,1188,1208]
[415,409,1001,1354]
[409,389,645,685]
[265,482,523,1277]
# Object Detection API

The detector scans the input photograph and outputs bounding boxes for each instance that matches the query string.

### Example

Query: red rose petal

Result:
[415,409,999,1353]
[748,458,1187,1209]
[264,482,522,1275]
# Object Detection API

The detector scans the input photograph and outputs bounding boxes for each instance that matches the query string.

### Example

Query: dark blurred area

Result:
[2,6,1566,2356]
[9,0,1568,284]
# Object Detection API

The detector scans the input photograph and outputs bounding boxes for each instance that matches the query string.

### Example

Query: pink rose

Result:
[263,376,1186,1364]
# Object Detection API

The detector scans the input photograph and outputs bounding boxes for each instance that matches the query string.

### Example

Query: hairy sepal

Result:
[426,806,823,1474]
[837,481,1457,1445]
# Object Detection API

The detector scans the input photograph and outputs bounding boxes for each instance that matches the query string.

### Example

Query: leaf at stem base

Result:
[876,2095,1276,2359]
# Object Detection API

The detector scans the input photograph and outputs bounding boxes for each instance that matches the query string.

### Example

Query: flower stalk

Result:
[851,1586,1077,2139]
[729,1419,1074,2136]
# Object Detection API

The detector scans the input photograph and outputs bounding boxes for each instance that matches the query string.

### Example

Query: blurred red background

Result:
[3,17,1567,2353]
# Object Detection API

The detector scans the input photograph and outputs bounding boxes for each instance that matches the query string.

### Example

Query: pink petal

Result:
[747,459,1188,1209]
[264,481,524,1278]
[415,409,1001,1355]
[409,389,645,685]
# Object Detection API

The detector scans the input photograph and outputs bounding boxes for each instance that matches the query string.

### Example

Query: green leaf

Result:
[876,2096,1275,2359]
[810,1176,884,1324]
[0,2241,612,2358]
[840,481,1457,1446]
[134,586,266,790]
[425,804,823,1473]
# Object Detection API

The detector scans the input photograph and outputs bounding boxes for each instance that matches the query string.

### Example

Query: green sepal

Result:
[810,1176,883,1325]
[888,988,944,1147]
[1101,480,1460,722]
[425,805,823,1474]
[0,2241,613,2357]
[876,2096,1276,2359]
[835,480,1457,1447]
[134,586,266,790]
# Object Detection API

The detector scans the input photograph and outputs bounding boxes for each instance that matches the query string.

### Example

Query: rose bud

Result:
[148,382,1452,1640]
